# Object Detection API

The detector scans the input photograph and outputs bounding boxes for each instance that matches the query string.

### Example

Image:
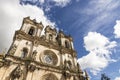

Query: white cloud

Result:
[114,20,120,38]
[0,0,55,52]
[39,0,45,3]
[76,0,80,2]
[38,0,71,7]
[20,0,71,12]
[77,0,120,32]
[85,0,119,15]
[77,32,117,75]
[115,77,120,80]
[52,0,71,7]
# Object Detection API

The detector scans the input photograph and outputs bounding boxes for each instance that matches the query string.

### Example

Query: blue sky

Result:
[1,0,120,80]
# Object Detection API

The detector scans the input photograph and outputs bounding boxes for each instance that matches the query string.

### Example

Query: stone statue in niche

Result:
[10,66,23,80]
[32,50,37,60]
[64,60,72,70]
[66,61,71,69]
[9,44,17,55]
[63,60,67,70]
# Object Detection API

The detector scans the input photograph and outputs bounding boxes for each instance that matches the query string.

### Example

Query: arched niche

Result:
[21,47,28,58]
[65,40,70,48]
[28,27,35,36]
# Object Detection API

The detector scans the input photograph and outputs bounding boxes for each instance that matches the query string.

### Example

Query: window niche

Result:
[21,48,28,58]
[28,27,35,36]
[65,40,70,48]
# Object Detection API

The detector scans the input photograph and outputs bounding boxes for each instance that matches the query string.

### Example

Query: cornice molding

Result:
[5,55,80,75]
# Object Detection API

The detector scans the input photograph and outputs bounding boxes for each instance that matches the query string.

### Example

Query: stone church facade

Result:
[0,17,89,80]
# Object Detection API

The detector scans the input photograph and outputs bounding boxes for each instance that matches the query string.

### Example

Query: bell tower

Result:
[8,17,43,58]
[0,17,90,80]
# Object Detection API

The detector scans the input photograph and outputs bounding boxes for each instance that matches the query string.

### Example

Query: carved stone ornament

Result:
[34,40,39,46]
[63,60,72,70]
[32,50,37,60]
[64,72,71,78]
[9,44,17,55]
[4,60,11,67]
[0,62,4,67]
[60,75,65,80]
[42,73,58,80]
[28,64,36,72]
[66,60,72,70]
[73,76,79,80]
[10,66,23,80]
[16,35,22,41]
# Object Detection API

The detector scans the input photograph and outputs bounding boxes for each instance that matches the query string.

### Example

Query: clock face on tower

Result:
[40,50,58,66]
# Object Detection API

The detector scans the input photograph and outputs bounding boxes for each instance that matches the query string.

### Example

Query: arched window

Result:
[65,40,69,48]
[21,48,28,58]
[28,27,35,35]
